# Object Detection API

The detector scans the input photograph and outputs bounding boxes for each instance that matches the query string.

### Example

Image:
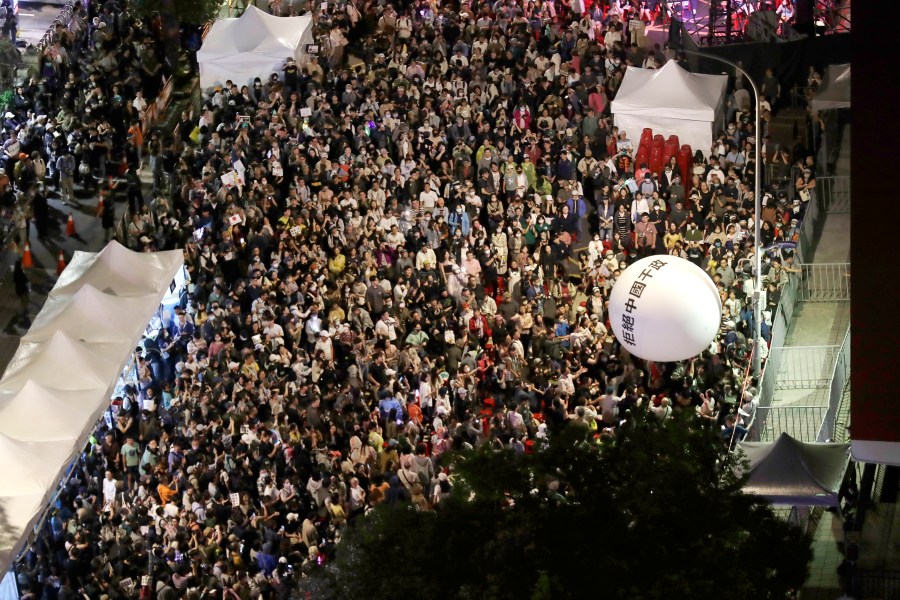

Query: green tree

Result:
[129,0,222,27]
[300,411,812,600]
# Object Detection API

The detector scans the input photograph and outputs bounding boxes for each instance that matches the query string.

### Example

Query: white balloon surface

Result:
[608,255,722,362]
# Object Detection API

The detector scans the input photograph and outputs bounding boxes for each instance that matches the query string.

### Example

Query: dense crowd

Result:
[11,1,819,599]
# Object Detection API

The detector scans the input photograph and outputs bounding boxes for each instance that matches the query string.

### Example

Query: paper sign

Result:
[141,576,151,587]
[233,159,245,173]
[120,578,134,594]
[221,171,238,188]
[230,492,241,506]
[290,226,302,237]
[299,107,312,117]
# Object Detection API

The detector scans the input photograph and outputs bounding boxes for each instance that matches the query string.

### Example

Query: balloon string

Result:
[729,347,757,453]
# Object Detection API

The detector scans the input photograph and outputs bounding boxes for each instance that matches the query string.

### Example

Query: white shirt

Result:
[419,189,439,209]
[103,477,118,505]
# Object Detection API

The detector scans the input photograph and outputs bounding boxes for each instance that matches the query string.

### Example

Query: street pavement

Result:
[17,2,67,48]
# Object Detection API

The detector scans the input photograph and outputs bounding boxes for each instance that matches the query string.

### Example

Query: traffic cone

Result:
[56,250,66,275]
[22,242,33,268]
[66,212,76,236]
[96,194,104,217]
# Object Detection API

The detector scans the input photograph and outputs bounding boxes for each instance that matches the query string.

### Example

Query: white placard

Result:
[120,578,134,594]
[221,171,238,188]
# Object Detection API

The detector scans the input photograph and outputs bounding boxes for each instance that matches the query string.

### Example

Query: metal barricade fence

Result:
[749,276,796,441]
[767,345,840,390]
[816,176,851,213]
[817,326,850,442]
[797,262,851,302]
[754,405,828,443]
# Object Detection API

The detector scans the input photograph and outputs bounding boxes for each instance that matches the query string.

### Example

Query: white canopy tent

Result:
[197,6,314,90]
[737,433,851,507]
[0,241,183,577]
[810,63,850,113]
[24,285,159,344]
[0,382,103,443]
[611,60,728,158]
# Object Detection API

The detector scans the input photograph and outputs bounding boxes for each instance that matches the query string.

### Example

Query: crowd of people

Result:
[10,0,822,598]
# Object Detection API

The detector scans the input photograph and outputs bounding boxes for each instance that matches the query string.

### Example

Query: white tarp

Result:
[611,60,727,158]
[52,241,184,298]
[197,6,314,90]
[0,382,103,442]
[0,241,183,576]
[24,285,159,344]
[1,331,121,391]
[810,63,850,113]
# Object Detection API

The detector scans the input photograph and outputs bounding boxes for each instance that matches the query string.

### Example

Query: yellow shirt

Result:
[328,254,346,275]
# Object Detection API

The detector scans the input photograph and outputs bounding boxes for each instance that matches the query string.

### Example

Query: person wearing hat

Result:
[13,152,36,192]
[795,166,816,204]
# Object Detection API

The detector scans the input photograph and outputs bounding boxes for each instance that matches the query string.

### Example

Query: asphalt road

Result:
[17,2,68,48]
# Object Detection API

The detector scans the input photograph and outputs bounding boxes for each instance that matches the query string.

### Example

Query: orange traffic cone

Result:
[56,250,66,275]
[96,195,104,217]
[66,212,76,236]
[22,242,33,268]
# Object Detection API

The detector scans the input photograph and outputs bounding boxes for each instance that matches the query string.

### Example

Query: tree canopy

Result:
[299,410,812,600]
[129,0,222,26]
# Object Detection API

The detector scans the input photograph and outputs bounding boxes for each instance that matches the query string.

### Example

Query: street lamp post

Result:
[677,48,763,377]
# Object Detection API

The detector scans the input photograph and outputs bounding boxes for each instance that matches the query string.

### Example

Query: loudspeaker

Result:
[766,119,795,149]
[767,110,805,148]
[746,11,778,42]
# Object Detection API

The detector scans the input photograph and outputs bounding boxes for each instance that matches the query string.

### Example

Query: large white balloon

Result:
[608,255,722,362]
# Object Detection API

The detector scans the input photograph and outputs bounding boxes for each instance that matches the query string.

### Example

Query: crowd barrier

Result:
[816,325,850,443]
[797,262,851,302]
[754,405,828,443]
[747,171,850,441]
[35,0,77,54]
[767,344,841,391]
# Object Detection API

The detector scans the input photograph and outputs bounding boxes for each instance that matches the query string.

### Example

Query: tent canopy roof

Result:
[611,60,728,122]
[0,242,183,576]
[0,381,104,442]
[811,63,850,112]
[52,241,183,298]
[197,6,312,60]
[738,433,851,506]
[25,285,158,344]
